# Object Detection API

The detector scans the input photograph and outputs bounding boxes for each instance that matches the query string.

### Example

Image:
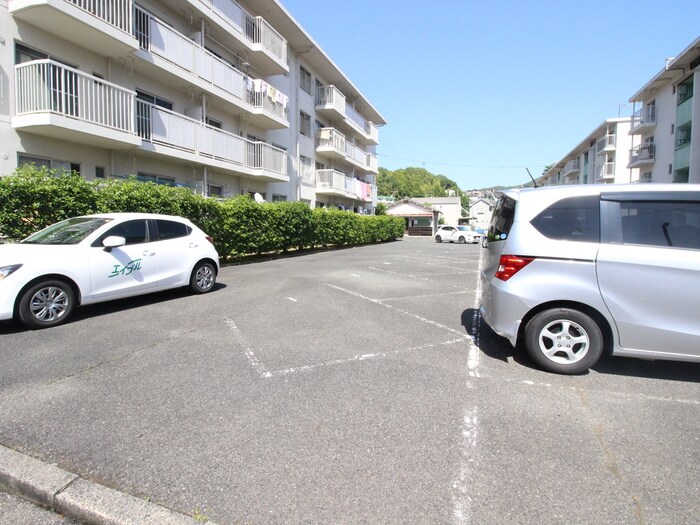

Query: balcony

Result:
[628,143,655,168]
[630,105,656,135]
[316,128,378,174]
[14,60,288,181]
[191,0,288,76]
[9,0,139,57]
[562,159,580,177]
[133,7,288,129]
[137,100,287,181]
[596,162,615,182]
[316,169,373,202]
[13,59,140,148]
[316,85,378,144]
[596,134,616,155]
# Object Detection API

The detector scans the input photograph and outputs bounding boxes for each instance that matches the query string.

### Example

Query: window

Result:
[94,220,149,246]
[299,66,312,94]
[156,219,191,240]
[18,154,80,174]
[206,117,222,129]
[530,196,600,243]
[137,172,175,186]
[314,79,324,104]
[15,43,47,64]
[95,166,105,178]
[488,195,517,242]
[300,111,311,136]
[677,78,694,105]
[136,90,172,140]
[272,194,287,202]
[208,184,223,197]
[299,155,313,181]
[614,200,700,249]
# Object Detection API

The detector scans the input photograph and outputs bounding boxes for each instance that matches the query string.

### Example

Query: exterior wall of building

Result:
[1,0,383,212]
[540,119,639,187]
[469,199,494,231]
[411,197,462,225]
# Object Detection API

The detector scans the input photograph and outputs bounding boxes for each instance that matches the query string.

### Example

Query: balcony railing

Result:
[136,100,286,175]
[316,85,346,114]
[563,159,580,176]
[131,7,288,125]
[316,85,377,142]
[629,143,655,166]
[597,162,615,180]
[67,0,133,34]
[15,60,134,133]
[316,127,376,172]
[197,0,287,66]
[245,14,287,64]
[15,60,286,177]
[316,169,373,201]
[246,79,288,121]
[597,134,616,154]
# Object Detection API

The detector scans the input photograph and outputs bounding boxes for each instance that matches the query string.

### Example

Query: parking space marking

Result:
[227,310,466,379]
[326,284,471,340]
[452,247,484,525]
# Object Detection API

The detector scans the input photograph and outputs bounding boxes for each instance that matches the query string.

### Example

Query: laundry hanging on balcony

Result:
[247,78,289,109]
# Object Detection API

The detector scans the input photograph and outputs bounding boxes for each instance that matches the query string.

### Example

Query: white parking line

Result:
[452,247,485,525]
[326,283,471,340]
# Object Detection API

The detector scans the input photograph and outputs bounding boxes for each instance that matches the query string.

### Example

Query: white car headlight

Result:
[0,264,22,281]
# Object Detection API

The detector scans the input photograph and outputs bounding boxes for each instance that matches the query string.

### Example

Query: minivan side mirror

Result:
[102,235,126,252]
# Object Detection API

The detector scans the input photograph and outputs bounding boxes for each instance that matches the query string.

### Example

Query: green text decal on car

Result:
[108,259,142,278]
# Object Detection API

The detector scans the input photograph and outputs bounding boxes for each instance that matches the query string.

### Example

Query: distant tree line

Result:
[377,166,469,212]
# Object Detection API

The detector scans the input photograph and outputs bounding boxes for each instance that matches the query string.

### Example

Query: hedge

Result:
[0,167,405,259]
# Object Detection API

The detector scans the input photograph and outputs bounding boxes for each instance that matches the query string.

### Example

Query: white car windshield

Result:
[22,217,112,245]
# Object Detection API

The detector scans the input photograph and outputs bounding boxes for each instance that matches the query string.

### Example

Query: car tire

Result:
[190,261,217,294]
[458,236,466,244]
[435,235,442,243]
[524,308,603,374]
[18,280,76,329]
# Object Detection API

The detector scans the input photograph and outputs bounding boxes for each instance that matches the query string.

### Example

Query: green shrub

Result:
[0,167,404,255]
[0,165,97,240]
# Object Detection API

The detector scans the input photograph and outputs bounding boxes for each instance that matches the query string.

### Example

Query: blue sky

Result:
[280,0,700,190]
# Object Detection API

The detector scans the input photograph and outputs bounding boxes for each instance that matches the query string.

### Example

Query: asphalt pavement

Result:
[1,237,698,524]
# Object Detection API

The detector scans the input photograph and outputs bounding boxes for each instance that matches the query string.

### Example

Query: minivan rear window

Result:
[530,195,600,242]
[487,195,516,242]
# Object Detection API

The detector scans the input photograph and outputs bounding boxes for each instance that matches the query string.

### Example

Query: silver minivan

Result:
[480,184,700,374]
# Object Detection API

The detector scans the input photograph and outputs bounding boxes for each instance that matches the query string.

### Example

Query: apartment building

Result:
[629,37,700,183]
[539,118,638,186]
[0,0,385,212]
[538,37,700,188]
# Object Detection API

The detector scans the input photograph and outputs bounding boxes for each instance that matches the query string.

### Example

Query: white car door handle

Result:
[188,242,198,248]
[142,250,156,256]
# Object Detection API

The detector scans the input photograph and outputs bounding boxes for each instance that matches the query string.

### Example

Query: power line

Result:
[377,153,548,170]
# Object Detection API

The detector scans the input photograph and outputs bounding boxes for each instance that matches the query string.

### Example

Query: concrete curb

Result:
[0,445,219,525]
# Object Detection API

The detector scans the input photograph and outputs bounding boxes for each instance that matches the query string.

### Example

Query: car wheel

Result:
[458,236,466,244]
[524,308,603,374]
[18,280,76,329]
[435,235,442,243]
[190,261,216,294]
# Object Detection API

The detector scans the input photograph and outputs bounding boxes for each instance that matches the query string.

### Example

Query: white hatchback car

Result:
[0,213,219,329]
[435,225,481,244]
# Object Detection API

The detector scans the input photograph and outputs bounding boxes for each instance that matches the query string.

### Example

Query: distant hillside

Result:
[377,167,461,198]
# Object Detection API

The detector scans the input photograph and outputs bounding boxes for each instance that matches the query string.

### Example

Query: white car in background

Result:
[0,213,219,329]
[434,225,481,244]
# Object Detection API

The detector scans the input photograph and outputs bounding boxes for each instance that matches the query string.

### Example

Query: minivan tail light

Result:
[495,255,535,281]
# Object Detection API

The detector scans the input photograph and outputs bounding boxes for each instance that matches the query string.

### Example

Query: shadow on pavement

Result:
[462,307,700,382]
[0,282,227,334]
